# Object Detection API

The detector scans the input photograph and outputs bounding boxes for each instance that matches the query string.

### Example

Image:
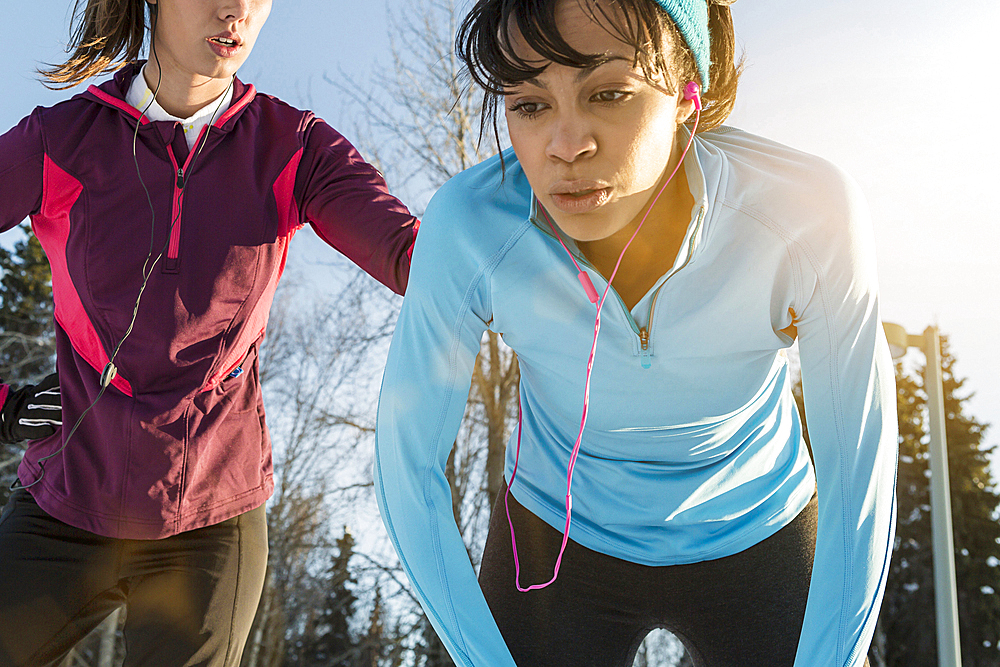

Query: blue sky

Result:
[2,0,998,461]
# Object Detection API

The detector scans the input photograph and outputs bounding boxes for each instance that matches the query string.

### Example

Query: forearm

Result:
[298,120,417,295]
[794,307,898,667]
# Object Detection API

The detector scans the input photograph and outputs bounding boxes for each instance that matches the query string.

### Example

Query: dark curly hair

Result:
[457,0,743,146]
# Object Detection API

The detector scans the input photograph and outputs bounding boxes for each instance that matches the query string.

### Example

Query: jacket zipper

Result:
[163,126,210,271]
[635,206,705,367]
[535,204,706,368]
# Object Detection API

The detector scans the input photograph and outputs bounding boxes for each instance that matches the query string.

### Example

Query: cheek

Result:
[157,16,188,55]
[506,115,545,180]
[617,111,676,190]
[250,1,273,34]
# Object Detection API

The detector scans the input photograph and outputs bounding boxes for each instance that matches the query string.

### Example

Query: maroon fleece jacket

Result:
[0,64,417,538]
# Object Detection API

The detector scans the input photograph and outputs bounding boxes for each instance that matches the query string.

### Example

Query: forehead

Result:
[506,0,639,65]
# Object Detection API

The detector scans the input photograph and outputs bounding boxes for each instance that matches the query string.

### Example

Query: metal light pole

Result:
[883,322,962,667]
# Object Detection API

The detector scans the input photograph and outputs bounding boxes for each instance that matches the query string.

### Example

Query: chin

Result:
[544,208,616,242]
[567,230,619,243]
[200,54,249,80]
[554,220,621,244]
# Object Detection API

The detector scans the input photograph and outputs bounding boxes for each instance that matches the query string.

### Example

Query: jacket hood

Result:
[78,61,256,137]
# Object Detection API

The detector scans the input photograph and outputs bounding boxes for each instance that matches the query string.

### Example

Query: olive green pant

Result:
[0,486,267,667]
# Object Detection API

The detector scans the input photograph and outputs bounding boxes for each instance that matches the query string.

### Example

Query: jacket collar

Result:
[80,61,256,134]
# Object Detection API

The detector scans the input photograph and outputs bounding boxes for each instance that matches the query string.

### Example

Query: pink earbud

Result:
[684,81,702,111]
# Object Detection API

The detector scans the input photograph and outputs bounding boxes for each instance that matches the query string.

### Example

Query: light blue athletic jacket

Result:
[374,127,897,667]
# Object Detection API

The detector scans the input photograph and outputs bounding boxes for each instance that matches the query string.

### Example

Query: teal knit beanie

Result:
[651,0,711,92]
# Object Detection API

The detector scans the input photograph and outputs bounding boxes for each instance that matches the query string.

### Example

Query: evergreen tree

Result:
[0,224,55,506]
[293,529,361,667]
[877,363,936,665]
[415,615,454,667]
[357,588,385,667]
[357,587,406,667]
[0,224,55,384]
[877,337,1000,666]
[939,339,1000,666]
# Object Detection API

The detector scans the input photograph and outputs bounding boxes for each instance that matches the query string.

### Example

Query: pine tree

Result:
[878,337,1000,666]
[878,363,936,666]
[358,587,407,667]
[939,339,1000,666]
[415,615,454,667]
[0,224,55,384]
[0,224,55,506]
[293,529,361,667]
[357,588,384,667]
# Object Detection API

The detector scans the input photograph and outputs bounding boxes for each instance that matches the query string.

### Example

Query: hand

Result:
[0,373,61,443]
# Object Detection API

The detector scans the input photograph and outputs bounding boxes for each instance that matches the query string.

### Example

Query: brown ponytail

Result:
[40,0,151,89]
[695,3,743,133]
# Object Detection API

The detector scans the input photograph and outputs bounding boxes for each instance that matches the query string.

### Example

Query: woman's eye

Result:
[508,101,546,118]
[592,90,631,104]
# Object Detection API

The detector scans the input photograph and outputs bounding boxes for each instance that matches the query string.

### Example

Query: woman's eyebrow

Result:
[515,53,632,90]
[576,54,631,81]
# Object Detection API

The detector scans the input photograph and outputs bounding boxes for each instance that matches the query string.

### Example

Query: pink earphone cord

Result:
[505,82,703,592]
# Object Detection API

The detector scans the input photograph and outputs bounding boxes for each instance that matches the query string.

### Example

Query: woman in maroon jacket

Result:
[0,0,417,665]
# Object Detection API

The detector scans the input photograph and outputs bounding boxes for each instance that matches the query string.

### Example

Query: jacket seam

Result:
[118,396,138,534]
[416,219,529,664]
[720,198,853,666]
[206,244,263,389]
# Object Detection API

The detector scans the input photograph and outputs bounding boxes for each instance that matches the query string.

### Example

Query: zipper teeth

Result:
[164,126,211,261]
[646,206,706,329]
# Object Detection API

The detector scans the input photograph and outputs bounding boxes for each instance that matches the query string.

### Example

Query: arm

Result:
[792,171,897,667]
[0,112,61,443]
[0,109,44,233]
[296,118,418,295]
[374,184,519,667]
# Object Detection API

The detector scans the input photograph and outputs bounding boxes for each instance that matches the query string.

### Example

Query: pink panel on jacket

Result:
[33,155,133,396]
[86,85,147,123]
[215,84,256,127]
[201,148,303,391]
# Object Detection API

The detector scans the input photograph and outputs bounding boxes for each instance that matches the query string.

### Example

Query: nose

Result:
[545,112,597,164]
[219,0,251,22]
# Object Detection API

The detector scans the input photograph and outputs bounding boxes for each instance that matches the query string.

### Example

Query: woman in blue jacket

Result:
[374,0,896,665]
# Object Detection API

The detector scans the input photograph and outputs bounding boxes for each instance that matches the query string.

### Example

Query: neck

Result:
[143,56,232,119]
[582,143,693,265]
[577,140,695,310]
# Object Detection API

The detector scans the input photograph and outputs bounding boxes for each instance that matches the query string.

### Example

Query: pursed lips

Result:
[548,180,613,213]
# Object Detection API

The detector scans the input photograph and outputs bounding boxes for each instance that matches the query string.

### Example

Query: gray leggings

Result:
[479,486,849,667]
[0,486,267,667]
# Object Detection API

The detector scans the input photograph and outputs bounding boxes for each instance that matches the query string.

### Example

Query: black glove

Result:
[0,373,62,443]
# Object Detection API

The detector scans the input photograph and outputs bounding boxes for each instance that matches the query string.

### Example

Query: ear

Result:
[676,97,696,125]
